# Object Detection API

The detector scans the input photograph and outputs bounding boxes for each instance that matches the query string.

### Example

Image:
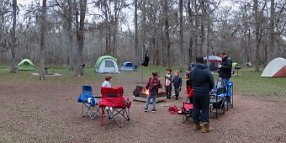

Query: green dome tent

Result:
[17,59,36,71]
[95,56,119,73]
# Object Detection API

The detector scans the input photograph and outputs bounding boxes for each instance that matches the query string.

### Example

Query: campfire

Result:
[133,86,166,98]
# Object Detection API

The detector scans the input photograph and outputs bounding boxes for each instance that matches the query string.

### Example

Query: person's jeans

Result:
[192,92,210,123]
[174,87,180,99]
[222,77,231,103]
[145,91,157,110]
[165,86,172,98]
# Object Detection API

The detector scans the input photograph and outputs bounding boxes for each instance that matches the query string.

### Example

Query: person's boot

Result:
[201,122,210,133]
[193,123,201,130]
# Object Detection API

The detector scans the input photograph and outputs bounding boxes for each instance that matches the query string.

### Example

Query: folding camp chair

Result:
[181,102,193,123]
[99,87,131,128]
[209,87,226,119]
[77,85,100,119]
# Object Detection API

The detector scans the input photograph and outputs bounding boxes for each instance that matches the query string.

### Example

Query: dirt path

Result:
[0,81,286,143]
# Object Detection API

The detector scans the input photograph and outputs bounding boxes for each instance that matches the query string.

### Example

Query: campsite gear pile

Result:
[77,86,131,128]
[168,80,233,120]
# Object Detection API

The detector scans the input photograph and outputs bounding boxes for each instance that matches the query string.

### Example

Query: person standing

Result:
[165,69,173,99]
[190,57,214,133]
[218,52,233,103]
[172,70,182,100]
[144,72,162,113]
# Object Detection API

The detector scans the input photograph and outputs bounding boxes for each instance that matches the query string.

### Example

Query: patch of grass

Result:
[1,65,285,96]
[231,68,286,96]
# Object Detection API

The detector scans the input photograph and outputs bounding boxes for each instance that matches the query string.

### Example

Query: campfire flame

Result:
[145,89,149,95]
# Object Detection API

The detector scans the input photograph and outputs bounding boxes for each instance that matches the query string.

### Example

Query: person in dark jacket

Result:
[172,70,182,100]
[218,52,232,103]
[189,57,214,133]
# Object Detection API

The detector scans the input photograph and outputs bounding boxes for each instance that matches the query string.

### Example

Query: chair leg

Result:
[82,104,85,117]
[101,107,104,126]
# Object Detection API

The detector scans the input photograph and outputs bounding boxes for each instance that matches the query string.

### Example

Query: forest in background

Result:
[1,0,286,77]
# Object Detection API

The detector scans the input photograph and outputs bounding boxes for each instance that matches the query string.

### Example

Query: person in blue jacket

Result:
[172,70,182,100]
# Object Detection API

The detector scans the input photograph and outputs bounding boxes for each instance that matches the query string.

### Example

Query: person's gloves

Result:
[179,87,182,92]
[218,64,222,68]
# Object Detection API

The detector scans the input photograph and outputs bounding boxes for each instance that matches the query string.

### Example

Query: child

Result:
[145,72,162,113]
[172,70,182,100]
[165,68,173,99]
[186,72,193,103]
[101,74,112,88]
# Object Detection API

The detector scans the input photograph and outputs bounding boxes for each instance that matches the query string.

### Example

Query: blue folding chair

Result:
[77,85,100,119]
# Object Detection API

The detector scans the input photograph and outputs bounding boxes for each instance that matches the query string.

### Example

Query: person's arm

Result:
[189,74,192,88]
[159,79,162,88]
[220,58,232,70]
[146,78,151,89]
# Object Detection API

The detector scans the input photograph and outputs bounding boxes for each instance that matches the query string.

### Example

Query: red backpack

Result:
[168,105,179,114]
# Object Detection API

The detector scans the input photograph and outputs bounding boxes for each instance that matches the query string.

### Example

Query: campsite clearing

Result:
[0,67,286,142]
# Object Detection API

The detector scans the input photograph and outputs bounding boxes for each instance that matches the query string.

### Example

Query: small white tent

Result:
[95,56,119,73]
[261,57,286,77]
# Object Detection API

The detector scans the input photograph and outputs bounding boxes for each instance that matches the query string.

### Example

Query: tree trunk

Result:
[9,0,17,73]
[187,0,193,63]
[134,0,139,64]
[247,28,251,62]
[75,0,87,77]
[141,0,146,64]
[179,0,184,72]
[67,0,75,71]
[268,0,275,62]
[163,0,171,68]
[200,0,205,57]
[206,12,211,66]
[112,0,118,57]
[39,0,47,80]
[194,0,198,60]
[254,0,260,72]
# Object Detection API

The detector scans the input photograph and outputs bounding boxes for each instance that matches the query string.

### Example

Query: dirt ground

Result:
[1,80,286,143]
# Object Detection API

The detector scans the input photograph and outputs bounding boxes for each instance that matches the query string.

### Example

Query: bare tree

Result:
[179,0,184,72]
[163,0,171,68]
[10,0,17,73]
[75,0,87,77]
[39,0,47,80]
[134,0,139,64]
[268,0,275,62]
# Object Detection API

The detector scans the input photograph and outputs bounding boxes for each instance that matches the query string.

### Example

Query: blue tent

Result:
[121,62,137,71]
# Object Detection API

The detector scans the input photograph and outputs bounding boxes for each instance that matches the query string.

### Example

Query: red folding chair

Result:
[99,87,131,128]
